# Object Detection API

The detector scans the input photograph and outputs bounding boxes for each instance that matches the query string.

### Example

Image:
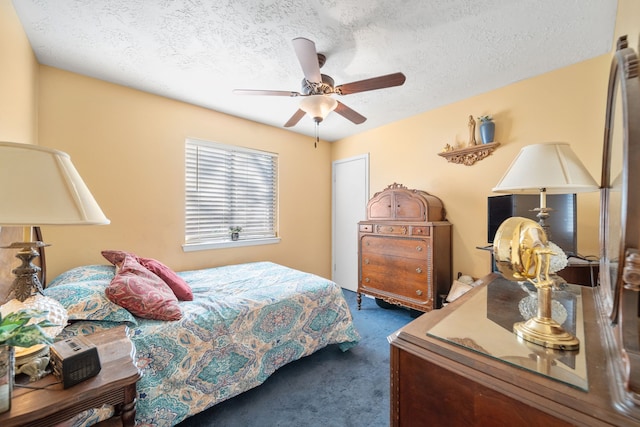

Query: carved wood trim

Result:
[438,142,500,166]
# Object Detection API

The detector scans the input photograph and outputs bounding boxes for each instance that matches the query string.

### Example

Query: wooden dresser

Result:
[357,183,452,313]
[388,273,640,426]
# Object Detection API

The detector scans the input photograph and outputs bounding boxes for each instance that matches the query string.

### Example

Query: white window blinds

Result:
[185,139,278,244]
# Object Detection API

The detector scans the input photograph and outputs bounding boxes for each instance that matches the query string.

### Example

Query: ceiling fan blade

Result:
[233,89,301,97]
[335,101,366,124]
[284,109,307,127]
[292,37,322,83]
[335,72,406,95]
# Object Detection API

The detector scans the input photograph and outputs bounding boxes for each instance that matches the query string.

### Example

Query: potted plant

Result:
[477,115,495,144]
[0,308,55,413]
[229,226,243,241]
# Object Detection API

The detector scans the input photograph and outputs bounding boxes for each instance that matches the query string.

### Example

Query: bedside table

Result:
[0,325,141,427]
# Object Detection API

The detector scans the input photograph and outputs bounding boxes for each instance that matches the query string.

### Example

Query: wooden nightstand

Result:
[0,325,141,427]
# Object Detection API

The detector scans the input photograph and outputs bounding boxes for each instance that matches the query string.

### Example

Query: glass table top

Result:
[426,276,587,391]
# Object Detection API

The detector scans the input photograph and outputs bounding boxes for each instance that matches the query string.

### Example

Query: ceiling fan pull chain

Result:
[315,121,319,148]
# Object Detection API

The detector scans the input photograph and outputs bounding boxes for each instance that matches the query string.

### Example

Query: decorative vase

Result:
[0,345,14,414]
[231,232,239,241]
[480,119,495,144]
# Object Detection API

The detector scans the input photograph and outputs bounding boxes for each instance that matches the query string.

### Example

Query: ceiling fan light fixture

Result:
[299,95,338,123]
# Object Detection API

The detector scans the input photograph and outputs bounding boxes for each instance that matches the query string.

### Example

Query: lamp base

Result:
[514,316,579,351]
[1,241,49,301]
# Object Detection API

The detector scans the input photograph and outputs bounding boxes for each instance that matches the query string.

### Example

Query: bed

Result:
[42,260,360,426]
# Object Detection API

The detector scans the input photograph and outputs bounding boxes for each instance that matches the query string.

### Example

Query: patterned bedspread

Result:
[44,261,360,426]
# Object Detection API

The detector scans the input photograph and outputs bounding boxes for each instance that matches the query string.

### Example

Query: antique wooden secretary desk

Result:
[389,36,640,426]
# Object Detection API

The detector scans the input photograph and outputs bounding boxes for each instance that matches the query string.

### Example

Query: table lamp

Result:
[492,142,598,234]
[0,141,109,379]
[494,216,579,350]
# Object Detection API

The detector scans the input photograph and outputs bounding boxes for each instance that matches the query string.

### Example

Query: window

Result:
[184,138,278,250]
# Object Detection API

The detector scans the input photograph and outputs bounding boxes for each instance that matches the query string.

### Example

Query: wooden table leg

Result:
[120,383,137,427]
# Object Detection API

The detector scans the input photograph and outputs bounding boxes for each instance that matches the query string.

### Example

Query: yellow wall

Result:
[615,0,640,47]
[3,0,640,283]
[0,0,38,142]
[332,56,609,279]
[37,68,333,280]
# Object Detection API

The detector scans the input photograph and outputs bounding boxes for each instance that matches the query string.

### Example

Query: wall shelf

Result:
[438,142,500,166]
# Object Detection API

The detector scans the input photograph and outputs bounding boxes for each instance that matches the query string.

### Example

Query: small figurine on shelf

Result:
[442,143,454,152]
[468,115,477,146]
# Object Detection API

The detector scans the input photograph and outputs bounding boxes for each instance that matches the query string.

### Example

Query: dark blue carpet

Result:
[176,290,415,427]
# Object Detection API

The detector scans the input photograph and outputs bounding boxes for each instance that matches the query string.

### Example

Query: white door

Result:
[332,154,369,291]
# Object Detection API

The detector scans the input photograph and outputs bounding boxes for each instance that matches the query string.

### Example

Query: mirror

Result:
[601,37,626,319]
[599,35,640,413]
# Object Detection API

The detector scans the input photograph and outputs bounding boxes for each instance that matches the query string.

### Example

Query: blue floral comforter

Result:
[44,261,360,426]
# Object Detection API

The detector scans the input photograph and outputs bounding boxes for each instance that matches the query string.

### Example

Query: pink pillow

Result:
[101,250,129,265]
[105,254,182,321]
[137,257,193,301]
[101,250,193,301]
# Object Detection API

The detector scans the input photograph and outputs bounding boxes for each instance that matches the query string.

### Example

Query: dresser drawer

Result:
[360,254,430,302]
[411,226,430,236]
[361,235,429,259]
[374,224,409,235]
[359,224,373,233]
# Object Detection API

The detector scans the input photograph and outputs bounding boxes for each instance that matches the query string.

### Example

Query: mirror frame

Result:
[600,35,640,411]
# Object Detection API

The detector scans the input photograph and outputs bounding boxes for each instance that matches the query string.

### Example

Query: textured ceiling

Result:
[12,0,617,142]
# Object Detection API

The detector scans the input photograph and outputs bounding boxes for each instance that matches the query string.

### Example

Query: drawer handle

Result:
[365,278,370,283]
[416,290,423,296]
[416,246,423,252]
[364,258,370,265]
[416,267,422,274]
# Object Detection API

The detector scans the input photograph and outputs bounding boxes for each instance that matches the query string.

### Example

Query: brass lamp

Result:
[494,217,579,350]
[492,142,598,233]
[0,141,109,377]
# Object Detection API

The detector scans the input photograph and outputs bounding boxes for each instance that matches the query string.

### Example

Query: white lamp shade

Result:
[299,95,338,121]
[493,142,599,194]
[0,141,109,225]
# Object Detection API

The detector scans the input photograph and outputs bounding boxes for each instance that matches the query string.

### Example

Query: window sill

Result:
[182,237,281,252]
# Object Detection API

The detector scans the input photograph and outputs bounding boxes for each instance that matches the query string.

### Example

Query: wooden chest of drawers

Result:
[358,183,452,312]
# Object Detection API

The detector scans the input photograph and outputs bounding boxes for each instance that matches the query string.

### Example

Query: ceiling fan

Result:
[233,37,406,129]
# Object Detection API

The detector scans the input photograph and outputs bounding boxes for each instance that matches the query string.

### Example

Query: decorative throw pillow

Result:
[43,280,138,325]
[105,255,182,321]
[100,250,129,266]
[47,265,116,288]
[137,257,193,301]
[101,250,193,301]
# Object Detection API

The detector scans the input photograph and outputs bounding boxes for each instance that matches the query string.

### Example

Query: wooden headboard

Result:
[0,227,46,304]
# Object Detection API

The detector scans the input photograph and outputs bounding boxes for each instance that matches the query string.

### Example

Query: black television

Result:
[487,194,577,256]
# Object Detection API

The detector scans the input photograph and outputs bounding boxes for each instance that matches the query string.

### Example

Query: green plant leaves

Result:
[0,309,55,347]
